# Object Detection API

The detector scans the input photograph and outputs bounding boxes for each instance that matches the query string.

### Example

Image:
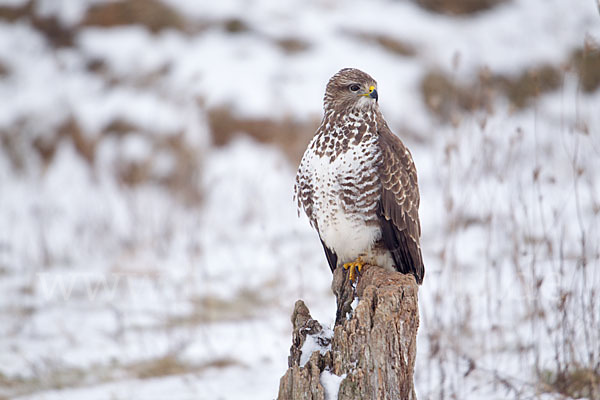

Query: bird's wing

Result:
[320,238,338,272]
[377,120,424,284]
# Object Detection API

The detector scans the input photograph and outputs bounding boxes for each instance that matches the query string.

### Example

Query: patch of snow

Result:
[350,297,359,311]
[320,370,346,400]
[300,325,333,367]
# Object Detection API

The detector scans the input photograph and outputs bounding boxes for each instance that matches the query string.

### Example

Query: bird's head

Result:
[323,68,378,113]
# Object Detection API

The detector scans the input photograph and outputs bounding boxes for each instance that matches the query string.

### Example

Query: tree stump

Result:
[277,265,419,400]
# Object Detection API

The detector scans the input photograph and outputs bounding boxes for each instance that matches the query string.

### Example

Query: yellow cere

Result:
[369,85,375,93]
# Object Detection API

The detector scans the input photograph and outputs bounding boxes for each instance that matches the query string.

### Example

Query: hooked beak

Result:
[369,88,378,101]
[362,85,378,101]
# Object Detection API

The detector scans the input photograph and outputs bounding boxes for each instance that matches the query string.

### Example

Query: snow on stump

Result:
[277,264,419,400]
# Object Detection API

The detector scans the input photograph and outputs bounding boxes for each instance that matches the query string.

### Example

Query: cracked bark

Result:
[277,265,419,400]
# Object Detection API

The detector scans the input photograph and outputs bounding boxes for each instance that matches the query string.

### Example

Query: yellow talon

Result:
[343,258,364,282]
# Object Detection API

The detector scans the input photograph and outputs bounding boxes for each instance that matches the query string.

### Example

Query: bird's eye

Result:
[349,84,360,92]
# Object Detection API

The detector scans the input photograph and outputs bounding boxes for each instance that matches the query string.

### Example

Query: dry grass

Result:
[2,115,203,204]
[85,55,171,90]
[108,128,204,204]
[222,18,250,34]
[1,118,71,171]
[81,0,188,33]
[0,0,194,49]
[276,37,311,54]
[345,31,416,57]
[420,57,600,398]
[420,69,494,125]
[103,118,141,137]
[0,61,9,77]
[3,117,95,170]
[571,41,600,93]
[0,0,74,47]
[0,364,102,397]
[0,355,241,397]
[413,0,509,15]
[165,285,279,327]
[207,106,319,164]
[0,0,266,45]
[540,367,600,399]
[420,49,600,124]
[0,1,31,21]
[1,124,27,172]
[129,354,240,380]
[30,117,95,166]
[421,64,564,124]
[493,64,562,109]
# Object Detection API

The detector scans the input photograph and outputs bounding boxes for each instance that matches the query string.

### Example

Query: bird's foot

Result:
[343,258,364,282]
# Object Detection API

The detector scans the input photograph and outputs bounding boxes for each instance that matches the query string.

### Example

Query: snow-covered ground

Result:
[1,0,599,399]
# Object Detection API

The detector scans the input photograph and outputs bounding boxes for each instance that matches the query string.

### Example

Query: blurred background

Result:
[0,0,599,399]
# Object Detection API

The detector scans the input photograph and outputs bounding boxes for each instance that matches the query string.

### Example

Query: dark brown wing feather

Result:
[320,238,337,273]
[377,118,424,284]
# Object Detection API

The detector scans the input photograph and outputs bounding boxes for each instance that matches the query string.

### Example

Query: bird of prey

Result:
[294,68,424,284]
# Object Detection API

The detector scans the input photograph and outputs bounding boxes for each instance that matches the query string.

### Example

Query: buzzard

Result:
[294,68,424,284]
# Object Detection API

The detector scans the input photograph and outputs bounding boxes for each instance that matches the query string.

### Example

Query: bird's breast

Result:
[309,134,382,242]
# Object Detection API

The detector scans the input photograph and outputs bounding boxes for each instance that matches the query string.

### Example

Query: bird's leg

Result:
[343,257,364,282]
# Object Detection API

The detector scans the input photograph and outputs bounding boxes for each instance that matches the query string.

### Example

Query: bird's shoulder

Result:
[375,115,416,176]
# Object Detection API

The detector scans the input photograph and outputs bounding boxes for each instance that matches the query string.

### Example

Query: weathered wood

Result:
[277,265,419,400]
[277,300,329,400]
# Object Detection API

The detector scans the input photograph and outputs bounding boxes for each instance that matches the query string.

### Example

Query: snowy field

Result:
[1,0,600,399]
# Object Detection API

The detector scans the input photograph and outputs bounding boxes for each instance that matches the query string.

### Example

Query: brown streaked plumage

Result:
[294,68,424,284]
